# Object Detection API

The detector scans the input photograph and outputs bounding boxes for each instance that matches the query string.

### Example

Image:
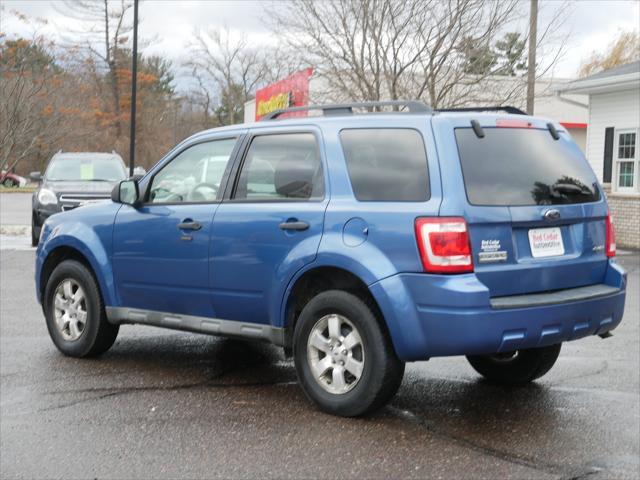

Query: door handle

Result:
[279,220,310,231]
[177,220,202,231]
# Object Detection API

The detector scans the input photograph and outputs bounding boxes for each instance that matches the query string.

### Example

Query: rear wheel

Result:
[3,178,16,187]
[466,343,562,385]
[293,290,404,417]
[44,260,119,357]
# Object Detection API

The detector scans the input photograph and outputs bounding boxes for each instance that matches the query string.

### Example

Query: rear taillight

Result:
[415,217,474,273]
[605,213,616,258]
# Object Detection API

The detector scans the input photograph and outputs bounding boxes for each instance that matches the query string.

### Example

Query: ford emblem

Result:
[544,209,561,221]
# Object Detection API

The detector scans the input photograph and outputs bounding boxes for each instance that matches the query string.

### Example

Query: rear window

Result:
[340,129,429,201]
[455,128,601,206]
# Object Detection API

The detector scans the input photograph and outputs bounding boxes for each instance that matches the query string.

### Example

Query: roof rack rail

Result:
[436,106,527,115]
[261,100,431,120]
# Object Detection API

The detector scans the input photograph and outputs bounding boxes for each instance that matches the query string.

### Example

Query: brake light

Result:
[496,119,533,128]
[415,217,474,273]
[605,213,616,258]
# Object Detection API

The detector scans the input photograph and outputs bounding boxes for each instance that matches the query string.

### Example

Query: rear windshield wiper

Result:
[552,183,590,195]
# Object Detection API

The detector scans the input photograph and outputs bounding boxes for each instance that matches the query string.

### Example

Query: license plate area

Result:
[528,227,564,258]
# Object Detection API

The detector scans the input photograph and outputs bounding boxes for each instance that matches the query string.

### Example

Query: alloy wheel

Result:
[307,314,365,395]
[53,279,88,341]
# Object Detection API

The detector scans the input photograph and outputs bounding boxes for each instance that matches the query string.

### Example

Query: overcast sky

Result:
[2,0,639,86]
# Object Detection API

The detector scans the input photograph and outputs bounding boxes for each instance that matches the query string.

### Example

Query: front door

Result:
[210,131,328,325]
[112,137,239,317]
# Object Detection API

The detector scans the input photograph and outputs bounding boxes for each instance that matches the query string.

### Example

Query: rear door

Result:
[209,128,328,325]
[436,116,609,297]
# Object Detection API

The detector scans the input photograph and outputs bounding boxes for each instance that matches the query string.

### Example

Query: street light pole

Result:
[129,0,139,177]
[526,0,538,115]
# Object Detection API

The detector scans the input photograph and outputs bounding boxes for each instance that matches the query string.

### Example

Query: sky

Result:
[2,0,639,88]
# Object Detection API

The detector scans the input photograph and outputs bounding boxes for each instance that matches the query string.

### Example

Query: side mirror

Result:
[111,179,140,206]
[29,171,42,182]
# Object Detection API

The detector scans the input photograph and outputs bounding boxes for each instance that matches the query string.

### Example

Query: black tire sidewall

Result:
[293,290,395,416]
[31,220,39,247]
[44,260,105,357]
[467,343,562,385]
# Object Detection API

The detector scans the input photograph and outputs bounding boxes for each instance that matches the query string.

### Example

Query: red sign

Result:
[254,68,313,121]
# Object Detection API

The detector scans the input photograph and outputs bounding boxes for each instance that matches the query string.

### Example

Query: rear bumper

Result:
[370,260,627,361]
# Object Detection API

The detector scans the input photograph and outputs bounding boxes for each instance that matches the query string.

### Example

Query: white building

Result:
[560,61,640,248]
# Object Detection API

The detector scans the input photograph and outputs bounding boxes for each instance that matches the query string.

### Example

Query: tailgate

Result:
[453,122,609,297]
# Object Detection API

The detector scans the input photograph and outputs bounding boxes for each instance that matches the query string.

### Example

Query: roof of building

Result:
[579,60,639,81]
[558,61,640,95]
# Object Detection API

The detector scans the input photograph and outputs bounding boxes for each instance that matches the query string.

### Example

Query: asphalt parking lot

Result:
[0,192,639,479]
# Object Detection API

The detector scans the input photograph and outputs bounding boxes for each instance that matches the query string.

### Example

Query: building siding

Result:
[585,88,640,183]
[584,88,639,249]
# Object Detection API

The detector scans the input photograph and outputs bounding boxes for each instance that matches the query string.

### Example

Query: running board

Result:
[105,307,285,346]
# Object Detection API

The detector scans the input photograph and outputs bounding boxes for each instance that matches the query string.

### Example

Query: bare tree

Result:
[55,0,134,136]
[579,30,640,77]
[0,19,81,173]
[268,0,569,109]
[186,28,300,125]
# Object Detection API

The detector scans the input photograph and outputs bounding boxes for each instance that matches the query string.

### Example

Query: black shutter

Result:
[603,127,614,183]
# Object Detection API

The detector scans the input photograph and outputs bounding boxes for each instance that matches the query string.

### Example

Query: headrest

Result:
[274,156,317,199]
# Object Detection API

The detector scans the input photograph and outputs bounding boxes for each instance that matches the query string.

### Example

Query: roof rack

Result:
[261,100,431,120]
[436,106,527,115]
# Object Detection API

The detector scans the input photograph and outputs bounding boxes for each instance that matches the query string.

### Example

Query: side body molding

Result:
[106,307,285,345]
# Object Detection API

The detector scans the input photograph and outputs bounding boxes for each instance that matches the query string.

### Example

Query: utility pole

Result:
[526,0,538,115]
[129,0,139,177]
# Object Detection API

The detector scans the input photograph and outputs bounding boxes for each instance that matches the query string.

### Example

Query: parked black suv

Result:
[31,152,128,245]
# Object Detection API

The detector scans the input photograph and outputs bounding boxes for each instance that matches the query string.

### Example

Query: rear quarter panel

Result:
[316,116,443,281]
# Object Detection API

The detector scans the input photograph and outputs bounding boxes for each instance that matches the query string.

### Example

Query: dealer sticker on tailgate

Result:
[528,227,564,258]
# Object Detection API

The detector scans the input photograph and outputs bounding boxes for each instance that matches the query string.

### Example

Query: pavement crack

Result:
[387,405,601,479]
[39,376,297,412]
[39,391,121,412]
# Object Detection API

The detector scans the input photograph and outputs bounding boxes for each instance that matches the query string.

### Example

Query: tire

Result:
[293,290,405,417]
[31,218,39,247]
[3,178,16,187]
[44,259,119,357]
[466,343,562,385]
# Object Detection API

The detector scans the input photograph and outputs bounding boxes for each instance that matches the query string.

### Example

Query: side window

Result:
[340,129,430,201]
[149,138,236,203]
[615,129,638,192]
[234,133,324,201]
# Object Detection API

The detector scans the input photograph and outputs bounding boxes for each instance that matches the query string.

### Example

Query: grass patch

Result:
[0,186,36,193]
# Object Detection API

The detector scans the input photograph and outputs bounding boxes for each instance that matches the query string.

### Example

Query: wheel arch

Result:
[280,265,392,351]
[38,236,116,307]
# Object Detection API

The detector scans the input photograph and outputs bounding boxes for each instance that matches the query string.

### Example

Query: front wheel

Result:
[293,290,405,417]
[466,343,562,385]
[31,217,39,247]
[44,259,119,357]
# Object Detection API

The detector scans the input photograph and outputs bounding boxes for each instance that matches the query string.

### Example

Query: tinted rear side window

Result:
[455,128,601,206]
[234,133,324,201]
[340,129,430,201]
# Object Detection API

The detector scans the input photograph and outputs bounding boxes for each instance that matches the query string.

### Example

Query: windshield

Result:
[45,157,127,182]
[455,128,601,206]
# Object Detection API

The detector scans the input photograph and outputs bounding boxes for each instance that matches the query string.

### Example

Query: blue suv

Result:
[35,101,626,417]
